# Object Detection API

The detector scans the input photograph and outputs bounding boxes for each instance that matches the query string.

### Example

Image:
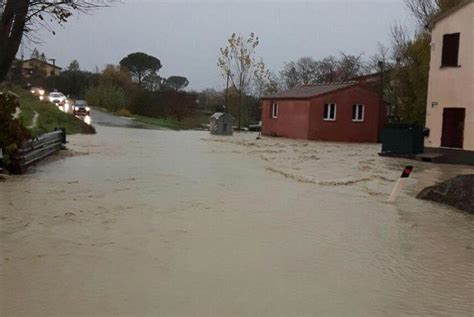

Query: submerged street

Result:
[1,124,473,316]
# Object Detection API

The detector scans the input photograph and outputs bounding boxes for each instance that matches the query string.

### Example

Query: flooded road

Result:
[90,108,162,130]
[90,108,143,128]
[1,126,473,316]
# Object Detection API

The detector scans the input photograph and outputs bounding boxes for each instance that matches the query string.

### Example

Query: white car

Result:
[48,92,67,105]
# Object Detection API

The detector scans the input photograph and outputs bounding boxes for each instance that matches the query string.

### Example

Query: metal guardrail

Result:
[11,128,66,174]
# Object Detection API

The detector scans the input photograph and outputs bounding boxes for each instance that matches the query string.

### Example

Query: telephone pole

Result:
[48,58,57,76]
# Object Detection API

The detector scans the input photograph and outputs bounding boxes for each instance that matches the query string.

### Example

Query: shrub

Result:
[0,92,32,167]
[44,70,99,99]
[117,108,132,117]
[131,90,197,121]
[85,84,128,112]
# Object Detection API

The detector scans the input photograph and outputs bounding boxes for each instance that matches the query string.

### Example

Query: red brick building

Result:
[261,82,386,143]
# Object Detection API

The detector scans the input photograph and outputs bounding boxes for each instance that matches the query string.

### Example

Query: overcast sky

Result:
[25,0,415,90]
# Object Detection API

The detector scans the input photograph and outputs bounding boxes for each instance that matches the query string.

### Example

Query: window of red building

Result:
[352,104,365,122]
[271,102,278,118]
[324,103,336,121]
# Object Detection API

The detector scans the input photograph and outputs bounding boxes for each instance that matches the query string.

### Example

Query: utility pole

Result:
[48,58,56,76]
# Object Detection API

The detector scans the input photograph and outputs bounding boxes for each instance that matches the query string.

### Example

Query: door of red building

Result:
[441,108,465,149]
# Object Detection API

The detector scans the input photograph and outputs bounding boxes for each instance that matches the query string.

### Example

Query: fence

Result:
[11,129,66,174]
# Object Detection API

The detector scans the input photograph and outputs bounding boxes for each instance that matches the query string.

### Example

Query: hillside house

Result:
[21,58,62,77]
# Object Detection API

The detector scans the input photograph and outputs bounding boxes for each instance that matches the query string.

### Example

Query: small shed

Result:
[210,112,234,135]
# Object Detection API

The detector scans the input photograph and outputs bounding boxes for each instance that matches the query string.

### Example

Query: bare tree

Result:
[217,33,266,130]
[280,64,299,89]
[254,70,280,98]
[336,53,365,82]
[367,43,392,73]
[404,0,464,27]
[404,0,438,26]
[390,23,411,63]
[0,0,116,82]
[280,53,367,87]
[280,57,319,88]
[295,57,318,85]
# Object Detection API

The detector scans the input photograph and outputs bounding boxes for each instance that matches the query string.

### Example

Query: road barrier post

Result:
[388,166,413,203]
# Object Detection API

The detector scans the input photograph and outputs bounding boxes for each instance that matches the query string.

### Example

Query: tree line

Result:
[7,50,198,122]
[1,0,467,135]
[1,1,200,134]
[216,0,466,127]
[216,33,379,129]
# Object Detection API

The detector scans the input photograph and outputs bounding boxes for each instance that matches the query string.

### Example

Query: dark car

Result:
[73,100,90,116]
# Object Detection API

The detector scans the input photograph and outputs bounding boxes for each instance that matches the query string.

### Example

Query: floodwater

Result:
[1,125,473,316]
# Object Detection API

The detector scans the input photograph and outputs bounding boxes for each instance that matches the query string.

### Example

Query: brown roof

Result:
[426,0,473,30]
[262,82,357,100]
[22,58,62,70]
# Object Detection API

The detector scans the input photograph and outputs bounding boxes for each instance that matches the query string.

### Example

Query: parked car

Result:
[48,92,67,105]
[73,100,90,116]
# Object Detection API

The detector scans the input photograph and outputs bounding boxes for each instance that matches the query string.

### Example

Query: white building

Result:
[424,0,474,161]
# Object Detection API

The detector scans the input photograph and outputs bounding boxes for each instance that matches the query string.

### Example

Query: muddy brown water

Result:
[1,126,473,316]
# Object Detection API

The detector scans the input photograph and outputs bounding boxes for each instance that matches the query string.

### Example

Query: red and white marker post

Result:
[387,166,413,202]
